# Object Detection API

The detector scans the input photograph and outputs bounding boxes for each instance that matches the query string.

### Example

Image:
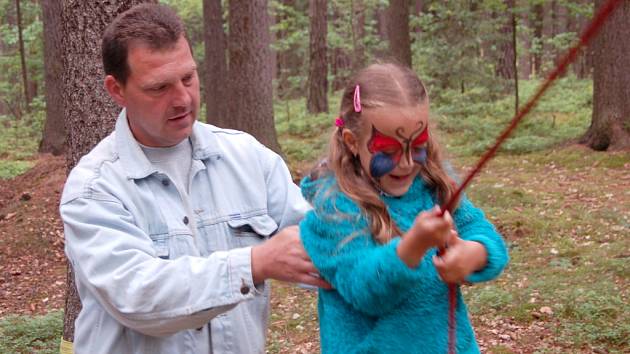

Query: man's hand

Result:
[251,226,331,289]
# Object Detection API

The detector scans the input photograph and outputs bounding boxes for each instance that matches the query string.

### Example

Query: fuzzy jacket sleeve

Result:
[453,196,509,283]
[300,204,434,317]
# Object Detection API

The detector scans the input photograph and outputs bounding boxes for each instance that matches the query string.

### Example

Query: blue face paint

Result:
[369,152,397,178]
[412,147,427,165]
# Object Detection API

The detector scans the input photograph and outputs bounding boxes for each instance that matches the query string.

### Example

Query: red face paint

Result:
[366,125,429,178]
[367,126,429,165]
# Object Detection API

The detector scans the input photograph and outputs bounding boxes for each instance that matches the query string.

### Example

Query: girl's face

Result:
[344,102,430,197]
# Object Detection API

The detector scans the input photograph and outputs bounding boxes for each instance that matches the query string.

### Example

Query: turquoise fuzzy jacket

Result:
[299,175,509,354]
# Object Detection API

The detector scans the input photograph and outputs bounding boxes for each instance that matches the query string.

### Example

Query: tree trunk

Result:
[275,0,301,99]
[350,0,366,72]
[511,6,518,116]
[541,1,556,76]
[307,0,328,114]
[532,3,544,77]
[330,6,352,91]
[580,0,630,151]
[16,0,30,112]
[496,0,516,80]
[570,0,593,79]
[386,0,412,68]
[203,0,229,126]
[374,5,389,60]
[39,0,66,155]
[518,10,532,79]
[228,0,281,153]
[60,0,155,343]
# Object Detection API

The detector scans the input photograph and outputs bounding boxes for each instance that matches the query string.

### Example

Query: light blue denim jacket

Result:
[61,110,310,354]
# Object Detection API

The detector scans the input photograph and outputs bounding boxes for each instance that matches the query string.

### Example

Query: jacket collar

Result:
[115,109,222,180]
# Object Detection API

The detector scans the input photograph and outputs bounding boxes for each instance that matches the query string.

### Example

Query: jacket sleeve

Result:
[453,196,509,283]
[261,147,311,230]
[61,194,259,337]
[300,207,433,317]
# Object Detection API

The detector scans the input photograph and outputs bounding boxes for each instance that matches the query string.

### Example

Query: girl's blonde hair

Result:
[318,62,458,243]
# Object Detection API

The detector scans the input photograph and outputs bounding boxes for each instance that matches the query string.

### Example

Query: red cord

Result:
[439,1,623,352]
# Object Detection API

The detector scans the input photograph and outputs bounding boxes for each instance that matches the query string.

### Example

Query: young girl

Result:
[300,63,509,353]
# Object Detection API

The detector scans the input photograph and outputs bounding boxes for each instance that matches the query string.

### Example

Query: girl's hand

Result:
[433,235,488,284]
[397,207,453,268]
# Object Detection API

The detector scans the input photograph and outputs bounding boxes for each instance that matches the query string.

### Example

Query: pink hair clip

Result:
[353,84,362,113]
[335,116,345,127]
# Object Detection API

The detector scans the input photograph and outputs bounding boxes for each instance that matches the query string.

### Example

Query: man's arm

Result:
[253,146,330,288]
[251,226,330,287]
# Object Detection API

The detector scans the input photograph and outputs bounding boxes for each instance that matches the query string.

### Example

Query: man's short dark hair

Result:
[102,3,185,84]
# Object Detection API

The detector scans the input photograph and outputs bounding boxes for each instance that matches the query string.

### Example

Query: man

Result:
[60,4,327,353]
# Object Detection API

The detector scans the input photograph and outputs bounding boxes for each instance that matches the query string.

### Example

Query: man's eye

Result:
[183,75,193,84]
[150,85,166,92]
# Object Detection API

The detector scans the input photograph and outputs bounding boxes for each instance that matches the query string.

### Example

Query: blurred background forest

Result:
[0,0,628,353]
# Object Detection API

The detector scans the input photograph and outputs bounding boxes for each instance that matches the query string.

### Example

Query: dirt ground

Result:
[0,155,67,317]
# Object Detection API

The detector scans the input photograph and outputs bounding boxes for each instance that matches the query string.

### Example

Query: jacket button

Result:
[161,179,169,186]
[240,285,250,295]
[183,216,189,225]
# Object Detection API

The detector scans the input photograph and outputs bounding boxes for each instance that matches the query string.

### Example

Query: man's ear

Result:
[342,129,359,156]
[104,75,126,107]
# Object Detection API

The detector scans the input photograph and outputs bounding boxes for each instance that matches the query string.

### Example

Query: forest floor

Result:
[0,145,628,353]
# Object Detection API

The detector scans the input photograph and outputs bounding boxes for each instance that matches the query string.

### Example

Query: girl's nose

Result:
[398,150,414,169]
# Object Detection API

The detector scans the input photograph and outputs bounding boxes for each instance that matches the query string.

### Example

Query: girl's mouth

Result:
[389,174,411,181]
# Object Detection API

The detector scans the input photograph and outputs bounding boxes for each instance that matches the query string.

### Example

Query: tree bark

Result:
[350,0,366,72]
[307,0,328,114]
[60,0,156,343]
[330,6,352,91]
[532,3,544,77]
[274,0,302,99]
[518,10,532,79]
[386,0,412,68]
[228,0,282,153]
[16,0,30,112]
[39,0,66,155]
[569,0,593,79]
[580,0,630,151]
[203,0,229,126]
[496,0,516,80]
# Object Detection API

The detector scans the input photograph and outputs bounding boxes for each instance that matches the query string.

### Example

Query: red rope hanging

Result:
[439,1,624,352]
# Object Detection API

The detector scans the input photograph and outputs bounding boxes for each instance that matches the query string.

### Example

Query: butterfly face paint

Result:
[366,124,429,178]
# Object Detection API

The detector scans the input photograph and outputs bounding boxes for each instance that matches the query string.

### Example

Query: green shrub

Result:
[0,160,34,179]
[0,311,63,354]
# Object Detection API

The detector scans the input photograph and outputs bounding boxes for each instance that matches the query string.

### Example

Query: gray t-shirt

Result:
[140,138,196,234]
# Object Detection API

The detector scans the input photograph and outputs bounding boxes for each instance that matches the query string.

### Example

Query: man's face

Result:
[106,36,200,147]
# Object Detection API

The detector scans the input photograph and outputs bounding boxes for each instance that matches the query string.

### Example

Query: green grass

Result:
[0,109,44,179]
[462,147,629,351]
[274,93,341,168]
[0,311,62,354]
[434,77,593,156]
[0,160,34,179]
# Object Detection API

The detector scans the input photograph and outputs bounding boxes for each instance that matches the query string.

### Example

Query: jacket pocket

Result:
[149,233,170,259]
[227,214,278,247]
